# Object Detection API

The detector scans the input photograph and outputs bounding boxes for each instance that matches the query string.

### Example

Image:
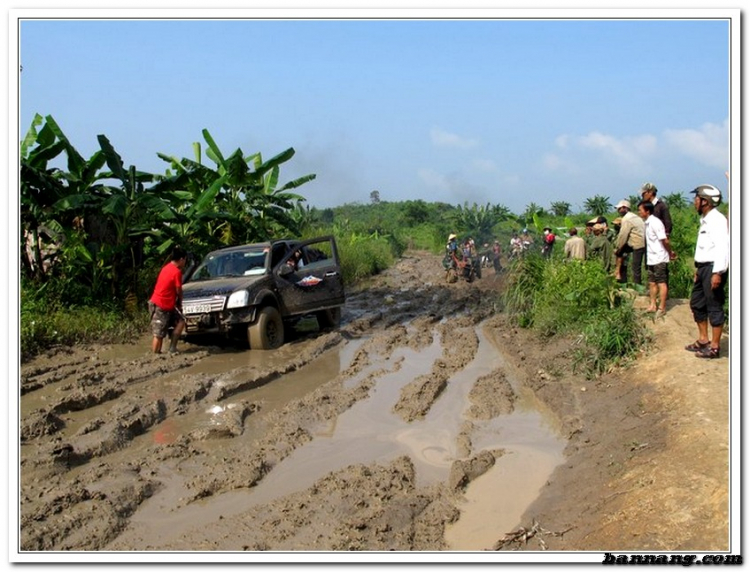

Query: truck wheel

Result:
[248,306,284,350]
[316,307,341,330]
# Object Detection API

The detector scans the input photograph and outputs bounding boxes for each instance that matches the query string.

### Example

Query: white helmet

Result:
[691,184,722,206]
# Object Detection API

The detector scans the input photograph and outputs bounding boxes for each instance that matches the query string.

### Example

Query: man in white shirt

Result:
[638,200,674,316]
[684,185,729,359]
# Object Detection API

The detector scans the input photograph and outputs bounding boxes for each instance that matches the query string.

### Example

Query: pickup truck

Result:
[180,235,345,349]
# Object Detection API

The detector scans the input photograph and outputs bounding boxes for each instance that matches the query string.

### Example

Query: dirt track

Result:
[17,252,731,556]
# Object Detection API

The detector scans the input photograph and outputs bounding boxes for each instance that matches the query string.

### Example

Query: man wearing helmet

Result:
[684,185,729,359]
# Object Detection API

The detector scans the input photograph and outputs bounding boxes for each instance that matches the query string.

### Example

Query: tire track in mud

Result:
[20,253,518,551]
[392,316,480,422]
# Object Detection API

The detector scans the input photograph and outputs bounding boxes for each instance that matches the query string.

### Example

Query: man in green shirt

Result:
[588,224,613,273]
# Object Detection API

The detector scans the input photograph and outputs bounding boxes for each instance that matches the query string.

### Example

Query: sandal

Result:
[685,340,709,352]
[695,346,720,359]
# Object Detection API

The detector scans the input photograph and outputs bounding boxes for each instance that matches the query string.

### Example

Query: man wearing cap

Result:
[584,218,597,250]
[684,185,729,359]
[640,183,673,237]
[614,199,646,285]
[588,223,613,272]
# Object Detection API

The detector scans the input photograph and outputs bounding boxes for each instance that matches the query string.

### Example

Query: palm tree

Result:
[583,194,612,216]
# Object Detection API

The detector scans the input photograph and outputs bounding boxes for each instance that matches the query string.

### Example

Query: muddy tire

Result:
[446,268,458,284]
[248,306,284,350]
[317,307,341,330]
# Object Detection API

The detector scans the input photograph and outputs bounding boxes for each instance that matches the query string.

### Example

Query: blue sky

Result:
[17,13,733,214]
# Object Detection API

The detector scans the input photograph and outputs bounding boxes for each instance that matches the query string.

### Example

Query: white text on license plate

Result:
[183,304,212,315]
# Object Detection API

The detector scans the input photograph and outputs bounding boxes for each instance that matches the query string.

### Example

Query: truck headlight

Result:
[226,290,249,309]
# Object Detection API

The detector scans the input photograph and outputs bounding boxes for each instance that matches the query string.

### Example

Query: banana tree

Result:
[20,114,105,281]
[20,114,66,279]
[95,134,177,295]
[188,129,315,243]
[584,194,612,216]
[452,202,501,244]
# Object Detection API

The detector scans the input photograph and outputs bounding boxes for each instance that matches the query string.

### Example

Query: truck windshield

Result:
[187,249,268,281]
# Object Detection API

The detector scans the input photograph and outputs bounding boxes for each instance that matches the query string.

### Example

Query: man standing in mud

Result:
[684,185,729,360]
[149,246,188,354]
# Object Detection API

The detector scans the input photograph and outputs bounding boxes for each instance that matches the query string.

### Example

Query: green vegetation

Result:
[501,253,652,376]
[20,114,727,365]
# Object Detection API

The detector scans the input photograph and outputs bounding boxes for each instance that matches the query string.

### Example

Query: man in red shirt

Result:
[149,246,188,354]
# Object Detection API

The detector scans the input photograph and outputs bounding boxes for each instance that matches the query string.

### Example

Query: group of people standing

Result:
[563,183,675,314]
[562,181,729,359]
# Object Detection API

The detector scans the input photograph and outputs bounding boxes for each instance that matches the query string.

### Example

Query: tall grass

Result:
[20,284,149,362]
[337,232,400,284]
[501,254,651,376]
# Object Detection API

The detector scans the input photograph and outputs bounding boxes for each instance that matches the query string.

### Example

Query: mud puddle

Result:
[110,321,566,550]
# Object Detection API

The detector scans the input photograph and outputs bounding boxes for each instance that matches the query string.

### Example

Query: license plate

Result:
[183,303,212,315]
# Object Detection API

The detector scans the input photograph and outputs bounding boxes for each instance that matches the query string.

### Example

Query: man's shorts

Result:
[647,262,669,285]
[149,302,178,339]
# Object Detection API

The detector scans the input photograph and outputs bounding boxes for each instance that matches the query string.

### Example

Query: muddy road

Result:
[17,251,731,556]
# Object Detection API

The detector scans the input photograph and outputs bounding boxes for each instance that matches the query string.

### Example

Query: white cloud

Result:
[577,131,657,169]
[430,127,478,149]
[663,119,728,169]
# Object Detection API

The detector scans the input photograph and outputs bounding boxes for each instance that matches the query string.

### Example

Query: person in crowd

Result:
[149,246,187,354]
[684,185,729,359]
[638,200,674,316]
[640,182,673,237]
[444,233,461,273]
[614,199,646,285]
[584,218,597,249]
[521,229,534,252]
[564,227,586,261]
[510,232,523,259]
[467,237,481,279]
[446,233,460,260]
[492,240,503,274]
[597,215,617,245]
[541,227,556,259]
[588,223,613,273]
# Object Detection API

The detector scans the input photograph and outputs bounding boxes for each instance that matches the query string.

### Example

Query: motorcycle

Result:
[443,252,475,283]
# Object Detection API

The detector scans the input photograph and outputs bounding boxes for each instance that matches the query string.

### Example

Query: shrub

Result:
[532,259,618,336]
[574,304,652,376]
[501,253,546,327]
[337,232,399,284]
[501,254,651,375]
[21,284,149,362]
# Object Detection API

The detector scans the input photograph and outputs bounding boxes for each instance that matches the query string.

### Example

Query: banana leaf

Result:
[202,128,225,166]
[46,115,85,175]
[97,134,127,184]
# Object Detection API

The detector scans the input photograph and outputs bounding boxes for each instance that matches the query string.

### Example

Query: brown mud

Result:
[17,251,731,555]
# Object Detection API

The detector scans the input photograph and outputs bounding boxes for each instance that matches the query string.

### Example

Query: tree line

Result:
[21,114,315,307]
